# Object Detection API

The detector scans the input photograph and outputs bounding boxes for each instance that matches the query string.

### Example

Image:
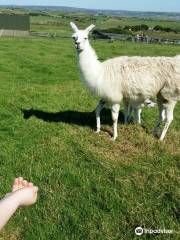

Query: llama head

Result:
[70,22,95,52]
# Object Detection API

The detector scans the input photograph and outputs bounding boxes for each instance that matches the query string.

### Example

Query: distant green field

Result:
[30,13,180,39]
[0,36,179,239]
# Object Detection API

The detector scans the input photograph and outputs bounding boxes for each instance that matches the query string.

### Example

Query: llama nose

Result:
[75,42,81,49]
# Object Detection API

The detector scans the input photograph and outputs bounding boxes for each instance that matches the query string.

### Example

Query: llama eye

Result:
[84,37,87,40]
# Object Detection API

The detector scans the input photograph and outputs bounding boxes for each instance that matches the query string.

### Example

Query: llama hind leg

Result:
[127,105,133,123]
[153,108,165,134]
[153,95,166,135]
[111,103,120,140]
[159,100,176,141]
[124,101,129,124]
[95,99,106,133]
[124,100,132,124]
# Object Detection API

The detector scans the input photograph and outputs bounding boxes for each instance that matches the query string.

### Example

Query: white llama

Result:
[70,22,180,141]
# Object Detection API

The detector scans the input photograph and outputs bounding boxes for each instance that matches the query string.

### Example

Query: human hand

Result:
[11,177,38,207]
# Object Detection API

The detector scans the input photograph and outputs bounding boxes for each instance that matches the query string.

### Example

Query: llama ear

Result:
[70,22,78,32]
[85,24,95,33]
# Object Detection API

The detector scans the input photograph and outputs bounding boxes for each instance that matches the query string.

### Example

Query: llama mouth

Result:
[75,44,82,51]
[75,46,83,53]
[75,44,79,49]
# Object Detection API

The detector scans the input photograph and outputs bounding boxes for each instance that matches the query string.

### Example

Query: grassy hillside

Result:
[1,7,180,39]
[0,37,179,239]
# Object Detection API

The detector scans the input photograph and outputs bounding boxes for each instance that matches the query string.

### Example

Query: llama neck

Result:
[78,42,102,89]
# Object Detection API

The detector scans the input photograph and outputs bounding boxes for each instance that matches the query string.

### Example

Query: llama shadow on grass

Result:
[21,108,125,130]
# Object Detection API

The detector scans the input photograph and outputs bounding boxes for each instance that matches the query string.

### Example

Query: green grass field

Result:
[0,36,179,240]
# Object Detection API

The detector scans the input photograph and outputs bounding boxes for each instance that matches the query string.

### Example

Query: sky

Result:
[0,0,180,12]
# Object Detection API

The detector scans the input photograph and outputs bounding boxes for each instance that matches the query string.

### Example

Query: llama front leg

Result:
[159,100,176,141]
[134,108,142,124]
[111,103,120,140]
[95,99,106,133]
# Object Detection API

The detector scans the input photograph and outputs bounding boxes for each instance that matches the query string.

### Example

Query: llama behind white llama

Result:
[96,98,157,126]
[70,22,180,141]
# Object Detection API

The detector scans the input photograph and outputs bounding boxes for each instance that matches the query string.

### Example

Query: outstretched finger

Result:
[12,178,19,192]
[28,182,33,187]
[33,186,39,193]
[18,177,24,189]
[22,180,28,187]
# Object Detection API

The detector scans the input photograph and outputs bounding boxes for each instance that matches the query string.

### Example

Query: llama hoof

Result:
[159,136,165,141]
[153,133,159,139]
[95,129,100,133]
[111,136,117,141]
[152,130,158,137]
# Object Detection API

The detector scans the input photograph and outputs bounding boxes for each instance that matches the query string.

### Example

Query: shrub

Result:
[124,24,149,31]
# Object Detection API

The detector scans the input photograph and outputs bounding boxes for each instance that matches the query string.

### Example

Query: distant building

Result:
[0,13,30,37]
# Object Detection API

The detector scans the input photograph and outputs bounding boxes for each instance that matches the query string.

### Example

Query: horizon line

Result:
[0,4,180,14]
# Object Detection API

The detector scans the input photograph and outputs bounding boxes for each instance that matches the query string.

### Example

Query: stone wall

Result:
[0,29,30,37]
